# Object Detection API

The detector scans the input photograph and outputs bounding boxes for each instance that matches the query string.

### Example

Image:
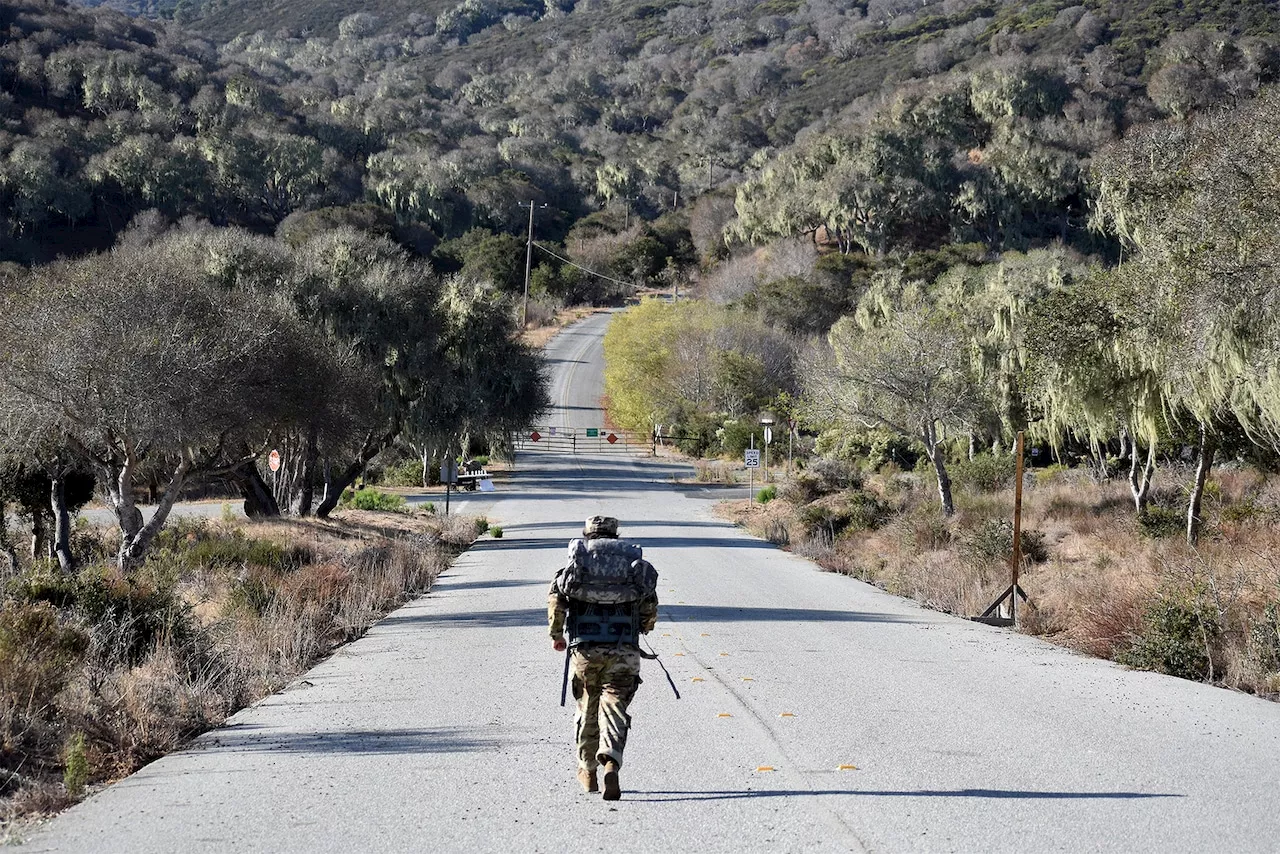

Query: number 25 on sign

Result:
[744,449,761,468]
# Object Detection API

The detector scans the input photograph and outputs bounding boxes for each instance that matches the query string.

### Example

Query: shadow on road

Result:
[469,535,777,553]
[389,604,917,629]
[627,788,1183,803]
[206,725,500,755]
[381,607,545,628]
[661,605,923,624]
[434,577,546,592]
[500,520,735,533]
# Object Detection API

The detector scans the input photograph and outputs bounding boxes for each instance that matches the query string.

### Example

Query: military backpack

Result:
[557,538,657,647]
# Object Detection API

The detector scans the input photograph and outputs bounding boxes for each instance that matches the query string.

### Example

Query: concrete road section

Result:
[27,311,1280,853]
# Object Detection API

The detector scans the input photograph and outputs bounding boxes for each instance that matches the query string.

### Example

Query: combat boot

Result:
[601,760,621,801]
[577,766,598,793]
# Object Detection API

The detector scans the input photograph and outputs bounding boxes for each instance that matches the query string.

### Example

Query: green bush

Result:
[1138,505,1183,539]
[1120,593,1220,681]
[807,458,862,493]
[962,519,1049,565]
[902,510,953,552]
[951,454,1017,492]
[63,731,89,796]
[0,600,88,707]
[378,459,432,487]
[1034,463,1070,486]
[474,517,490,534]
[226,573,277,617]
[420,502,437,514]
[671,411,721,457]
[489,525,504,538]
[798,491,890,539]
[844,491,891,531]
[719,419,767,458]
[867,433,922,471]
[148,524,301,574]
[8,566,195,666]
[780,474,823,504]
[340,488,408,513]
[1247,602,1280,674]
[755,485,777,504]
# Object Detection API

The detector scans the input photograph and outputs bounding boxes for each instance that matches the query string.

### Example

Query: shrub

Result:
[1138,506,1183,539]
[1247,602,1280,674]
[10,566,195,666]
[780,473,823,504]
[844,491,891,531]
[755,485,777,504]
[798,491,889,539]
[0,601,89,757]
[962,519,1049,565]
[473,517,490,535]
[718,419,766,458]
[764,517,790,545]
[340,488,408,513]
[378,459,432,487]
[489,525,504,538]
[226,570,277,617]
[808,458,862,493]
[899,510,953,552]
[1035,463,1070,486]
[867,433,922,471]
[1120,593,1220,681]
[63,732,89,797]
[951,454,1017,492]
[420,502,437,514]
[673,412,721,457]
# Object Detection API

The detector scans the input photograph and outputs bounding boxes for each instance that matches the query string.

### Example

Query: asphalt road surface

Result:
[27,311,1280,853]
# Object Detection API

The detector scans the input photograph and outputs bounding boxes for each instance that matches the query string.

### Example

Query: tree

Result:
[1091,90,1280,543]
[805,295,990,515]
[0,242,304,570]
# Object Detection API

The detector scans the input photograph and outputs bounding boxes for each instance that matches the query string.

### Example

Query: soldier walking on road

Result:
[548,516,659,801]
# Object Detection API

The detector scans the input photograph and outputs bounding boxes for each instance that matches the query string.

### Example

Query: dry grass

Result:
[728,466,1280,699]
[0,509,479,826]
[518,304,606,349]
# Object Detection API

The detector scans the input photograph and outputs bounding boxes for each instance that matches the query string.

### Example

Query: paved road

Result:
[26,312,1280,853]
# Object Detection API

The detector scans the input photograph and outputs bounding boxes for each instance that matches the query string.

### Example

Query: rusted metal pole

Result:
[1011,431,1025,625]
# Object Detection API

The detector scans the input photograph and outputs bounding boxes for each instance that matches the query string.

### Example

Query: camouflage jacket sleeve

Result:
[638,592,658,634]
[548,573,568,641]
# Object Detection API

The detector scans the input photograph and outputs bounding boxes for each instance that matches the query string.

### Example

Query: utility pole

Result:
[519,200,547,329]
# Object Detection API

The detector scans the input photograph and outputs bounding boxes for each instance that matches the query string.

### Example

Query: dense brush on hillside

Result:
[4,0,1277,271]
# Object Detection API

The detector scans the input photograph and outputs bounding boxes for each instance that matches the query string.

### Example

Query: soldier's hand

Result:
[553,638,567,652]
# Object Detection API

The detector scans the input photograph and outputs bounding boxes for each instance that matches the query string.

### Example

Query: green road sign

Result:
[586,428,599,437]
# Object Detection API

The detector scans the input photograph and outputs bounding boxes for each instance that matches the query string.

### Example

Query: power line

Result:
[532,241,634,288]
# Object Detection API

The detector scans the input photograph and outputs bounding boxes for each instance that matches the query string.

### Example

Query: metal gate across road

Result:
[515,426,653,456]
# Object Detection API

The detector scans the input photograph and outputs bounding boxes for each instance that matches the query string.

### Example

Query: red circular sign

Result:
[268,450,281,472]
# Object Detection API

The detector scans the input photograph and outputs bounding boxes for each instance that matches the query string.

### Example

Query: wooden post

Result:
[1010,431,1025,625]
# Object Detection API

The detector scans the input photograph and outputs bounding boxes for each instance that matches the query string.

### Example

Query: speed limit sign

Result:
[744,449,761,468]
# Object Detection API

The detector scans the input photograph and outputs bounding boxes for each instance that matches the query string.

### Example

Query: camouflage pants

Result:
[571,645,642,771]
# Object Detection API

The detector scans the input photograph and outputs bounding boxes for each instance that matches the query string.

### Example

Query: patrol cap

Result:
[583,515,619,538]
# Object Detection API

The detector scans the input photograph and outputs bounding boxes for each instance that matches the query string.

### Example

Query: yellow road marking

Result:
[837,765,859,771]
[755,766,776,772]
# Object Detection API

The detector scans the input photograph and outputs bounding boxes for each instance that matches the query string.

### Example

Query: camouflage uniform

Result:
[549,574,658,772]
